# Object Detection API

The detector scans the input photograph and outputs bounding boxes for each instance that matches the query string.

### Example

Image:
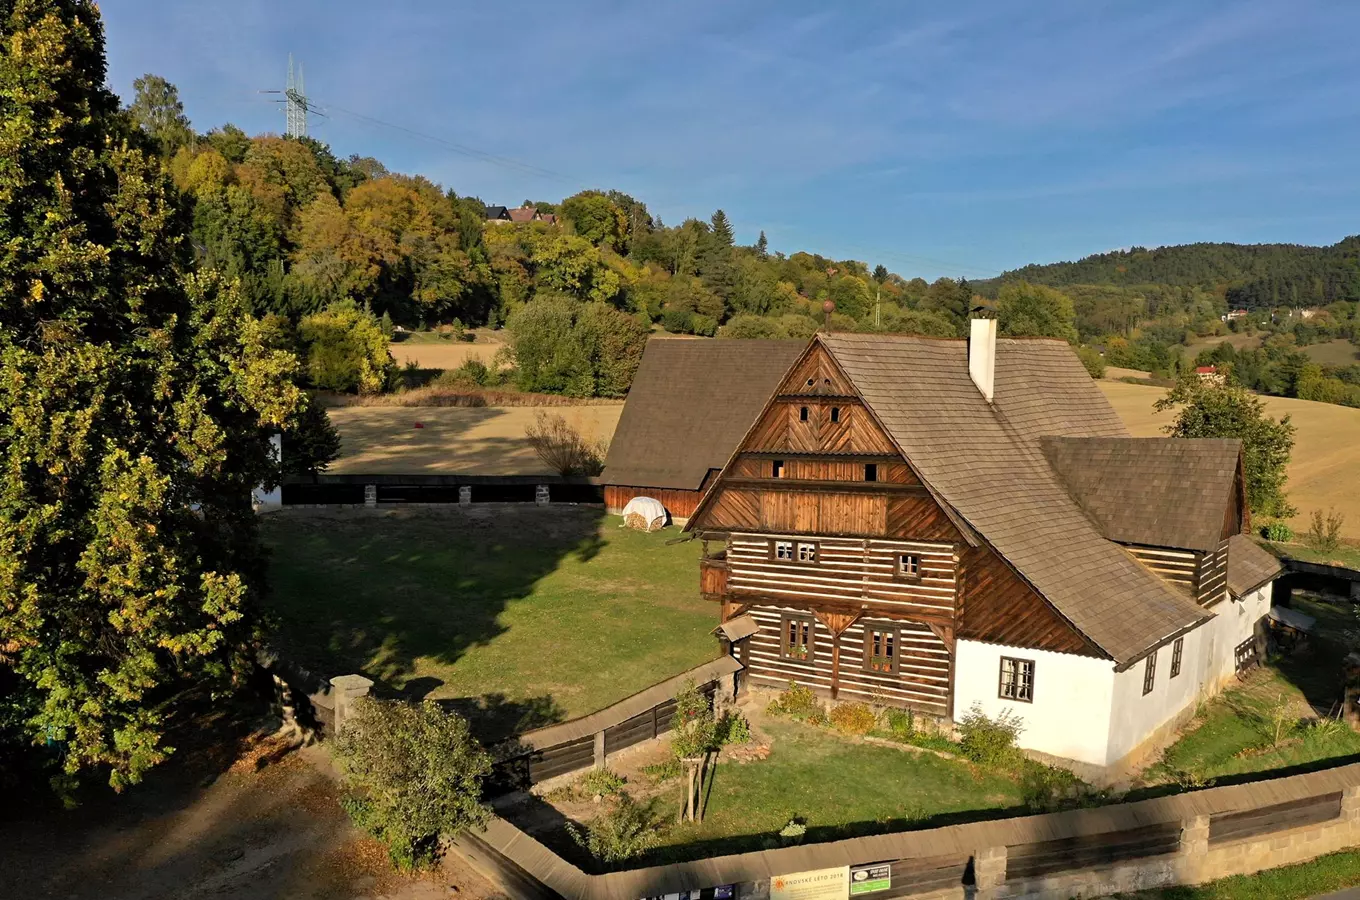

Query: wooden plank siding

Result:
[956,544,1098,656]
[743,605,951,716]
[1196,538,1230,608]
[1125,544,1199,592]
[603,484,702,518]
[727,533,957,621]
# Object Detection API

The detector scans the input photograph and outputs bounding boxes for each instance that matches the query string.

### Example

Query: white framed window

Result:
[898,553,921,579]
[797,542,818,563]
[773,540,794,560]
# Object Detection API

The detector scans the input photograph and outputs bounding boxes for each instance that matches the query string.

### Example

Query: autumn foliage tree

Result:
[0,0,302,790]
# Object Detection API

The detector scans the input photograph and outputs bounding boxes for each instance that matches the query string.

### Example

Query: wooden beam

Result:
[723,477,929,496]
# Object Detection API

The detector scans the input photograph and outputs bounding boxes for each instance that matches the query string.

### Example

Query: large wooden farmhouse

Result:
[602,338,804,520]
[686,321,1283,773]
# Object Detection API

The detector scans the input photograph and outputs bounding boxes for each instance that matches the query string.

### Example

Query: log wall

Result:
[743,604,951,716]
[1196,539,1230,608]
[727,532,957,620]
[603,484,703,519]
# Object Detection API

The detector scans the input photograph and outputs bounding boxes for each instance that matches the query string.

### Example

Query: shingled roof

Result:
[819,333,1212,666]
[1227,534,1284,597]
[1041,437,1243,552]
[602,338,805,492]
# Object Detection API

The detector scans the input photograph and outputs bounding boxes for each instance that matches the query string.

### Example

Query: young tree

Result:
[710,209,734,248]
[0,0,302,789]
[996,281,1079,343]
[1155,376,1297,518]
[754,230,769,258]
[282,399,342,476]
[127,73,194,156]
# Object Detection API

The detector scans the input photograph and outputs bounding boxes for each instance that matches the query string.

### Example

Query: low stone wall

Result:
[256,647,372,740]
[453,761,1360,900]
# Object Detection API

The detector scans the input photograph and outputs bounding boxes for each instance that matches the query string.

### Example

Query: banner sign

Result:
[770,866,850,900]
[849,863,892,895]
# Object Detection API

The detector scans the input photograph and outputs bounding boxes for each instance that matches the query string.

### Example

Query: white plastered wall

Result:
[1106,623,1209,766]
[953,640,1115,767]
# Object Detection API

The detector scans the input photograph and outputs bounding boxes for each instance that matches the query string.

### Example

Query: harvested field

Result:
[389,339,501,370]
[1099,381,1360,539]
[1302,339,1360,367]
[327,404,622,474]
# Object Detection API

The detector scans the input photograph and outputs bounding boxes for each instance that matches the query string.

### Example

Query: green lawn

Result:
[1150,605,1360,785]
[261,507,716,740]
[639,719,1024,864]
[1267,539,1360,571]
[1117,847,1360,899]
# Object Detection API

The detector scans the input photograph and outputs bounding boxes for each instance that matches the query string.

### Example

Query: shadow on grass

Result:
[261,504,606,741]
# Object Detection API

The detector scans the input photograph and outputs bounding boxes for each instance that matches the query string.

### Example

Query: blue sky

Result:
[103,1,1360,280]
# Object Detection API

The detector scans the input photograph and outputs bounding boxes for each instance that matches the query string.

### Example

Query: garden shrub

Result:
[573,767,627,799]
[1263,521,1294,542]
[640,758,681,783]
[1307,508,1346,553]
[886,708,915,740]
[766,682,822,722]
[958,703,1025,768]
[1019,762,1087,812]
[670,679,717,759]
[661,306,694,334]
[829,702,877,736]
[436,358,491,388]
[568,794,663,865]
[716,711,752,745]
[332,698,492,870]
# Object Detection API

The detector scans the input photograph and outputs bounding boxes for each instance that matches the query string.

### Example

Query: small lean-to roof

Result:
[602,338,805,492]
[714,614,759,642]
[1041,437,1243,552]
[1227,534,1284,597]
[820,332,1211,666]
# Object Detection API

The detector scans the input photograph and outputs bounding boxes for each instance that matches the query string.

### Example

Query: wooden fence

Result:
[452,760,1360,900]
[281,473,602,507]
[490,656,742,793]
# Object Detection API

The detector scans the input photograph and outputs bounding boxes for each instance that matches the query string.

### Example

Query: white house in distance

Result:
[682,321,1285,776]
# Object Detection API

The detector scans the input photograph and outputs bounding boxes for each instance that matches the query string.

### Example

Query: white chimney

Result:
[969,318,996,403]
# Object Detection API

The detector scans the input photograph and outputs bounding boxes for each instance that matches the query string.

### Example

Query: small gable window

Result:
[772,459,785,478]
[782,615,813,661]
[864,463,878,482]
[772,540,794,561]
[805,377,815,388]
[999,657,1034,702]
[799,406,809,422]
[830,407,841,423]
[1143,650,1157,695]
[898,553,921,579]
[1170,638,1184,678]
[865,626,897,673]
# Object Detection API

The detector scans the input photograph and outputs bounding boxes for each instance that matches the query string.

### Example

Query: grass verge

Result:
[1116,847,1360,898]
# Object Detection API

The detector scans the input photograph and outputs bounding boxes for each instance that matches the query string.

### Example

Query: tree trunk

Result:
[696,751,712,823]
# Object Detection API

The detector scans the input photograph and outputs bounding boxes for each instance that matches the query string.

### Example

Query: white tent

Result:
[621,496,668,532]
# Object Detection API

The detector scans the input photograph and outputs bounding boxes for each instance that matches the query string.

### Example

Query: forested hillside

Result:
[991,238,1360,311]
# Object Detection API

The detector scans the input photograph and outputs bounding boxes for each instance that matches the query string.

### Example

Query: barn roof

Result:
[1226,534,1284,597]
[818,333,1212,666]
[602,338,806,492]
[1041,436,1243,552]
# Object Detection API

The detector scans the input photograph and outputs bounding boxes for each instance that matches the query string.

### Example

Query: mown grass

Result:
[261,507,714,741]
[1115,847,1360,898]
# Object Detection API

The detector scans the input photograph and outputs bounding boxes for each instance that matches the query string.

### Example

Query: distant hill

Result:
[988,236,1360,310]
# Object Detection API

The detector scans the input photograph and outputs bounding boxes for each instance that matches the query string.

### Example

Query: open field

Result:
[1184,332,1264,359]
[389,337,502,370]
[326,404,622,474]
[1302,338,1360,367]
[261,507,715,741]
[1099,381,1360,539]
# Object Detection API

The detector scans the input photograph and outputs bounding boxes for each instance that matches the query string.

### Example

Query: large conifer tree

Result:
[0,0,302,789]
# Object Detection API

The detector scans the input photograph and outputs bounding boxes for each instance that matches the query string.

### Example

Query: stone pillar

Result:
[1342,786,1360,823]
[535,484,550,506]
[330,674,374,736]
[593,730,606,769]
[363,484,377,508]
[1179,814,1210,882]
[973,845,1007,896]
[458,485,472,506]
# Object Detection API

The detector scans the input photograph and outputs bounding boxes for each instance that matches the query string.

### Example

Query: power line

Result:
[310,98,572,182]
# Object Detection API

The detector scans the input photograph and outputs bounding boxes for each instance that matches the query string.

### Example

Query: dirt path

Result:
[0,729,504,900]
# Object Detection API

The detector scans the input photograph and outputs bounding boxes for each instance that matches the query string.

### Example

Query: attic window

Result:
[772,459,785,478]
[864,464,878,482]
[830,407,841,423]
[806,378,815,387]
[799,406,809,422]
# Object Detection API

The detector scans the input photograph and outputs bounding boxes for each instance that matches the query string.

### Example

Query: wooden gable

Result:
[957,544,1099,656]
[690,342,957,540]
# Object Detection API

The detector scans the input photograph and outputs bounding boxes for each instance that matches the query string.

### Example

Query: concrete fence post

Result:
[973,845,1007,896]
[330,674,374,736]
[594,730,606,770]
[459,485,472,506]
[363,484,377,508]
[535,484,550,506]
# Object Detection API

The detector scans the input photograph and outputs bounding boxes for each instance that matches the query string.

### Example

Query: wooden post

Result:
[830,639,841,699]
[593,730,605,770]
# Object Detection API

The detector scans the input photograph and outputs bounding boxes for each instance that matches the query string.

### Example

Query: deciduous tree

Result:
[0,0,302,789]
